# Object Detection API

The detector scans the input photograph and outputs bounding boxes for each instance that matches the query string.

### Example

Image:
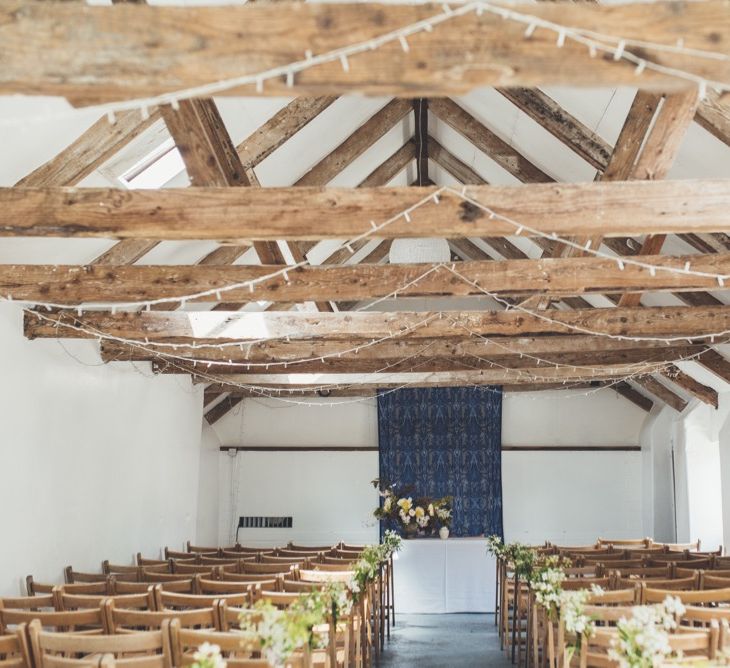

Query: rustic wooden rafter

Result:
[6,254,730,304]
[5,180,730,241]
[24,306,730,342]
[4,2,730,100]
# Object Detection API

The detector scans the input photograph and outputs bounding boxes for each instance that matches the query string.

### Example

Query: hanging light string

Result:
[442,264,730,344]
[6,182,730,313]
[1,0,729,130]
[35,304,715,395]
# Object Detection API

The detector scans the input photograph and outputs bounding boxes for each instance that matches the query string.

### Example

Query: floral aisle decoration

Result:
[191,643,227,668]
[608,596,687,668]
[487,538,597,658]
[238,531,402,668]
[239,582,351,668]
[373,479,452,537]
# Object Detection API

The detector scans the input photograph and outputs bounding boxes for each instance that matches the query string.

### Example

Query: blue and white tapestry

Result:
[377,387,503,537]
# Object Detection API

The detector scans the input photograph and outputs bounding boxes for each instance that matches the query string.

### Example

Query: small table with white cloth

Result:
[392,536,496,613]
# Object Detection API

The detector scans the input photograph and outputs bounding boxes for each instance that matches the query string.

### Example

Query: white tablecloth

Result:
[392,537,496,613]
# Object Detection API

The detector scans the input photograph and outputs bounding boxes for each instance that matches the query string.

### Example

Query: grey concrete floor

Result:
[379,613,514,668]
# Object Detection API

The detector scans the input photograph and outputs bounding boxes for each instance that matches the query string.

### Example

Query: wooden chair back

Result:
[240,564,296,576]
[154,590,251,611]
[169,622,305,667]
[198,579,277,596]
[701,574,730,590]
[0,606,106,635]
[103,600,217,633]
[58,592,154,613]
[186,543,222,556]
[0,625,32,668]
[112,580,193,596]
[642,585,730,606]
[28,618,173,668]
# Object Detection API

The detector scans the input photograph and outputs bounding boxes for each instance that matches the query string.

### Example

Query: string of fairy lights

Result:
[6,0,730,406]
[1,0,729,131]
[6,184,730,313]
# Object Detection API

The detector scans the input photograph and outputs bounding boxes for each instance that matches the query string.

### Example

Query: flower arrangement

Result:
[240,582,353,668]
[608,596,686,668]
[373,479,452,537]
[192,643,227,668]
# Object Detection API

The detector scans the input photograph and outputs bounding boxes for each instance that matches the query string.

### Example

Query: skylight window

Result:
[119,138,185,189]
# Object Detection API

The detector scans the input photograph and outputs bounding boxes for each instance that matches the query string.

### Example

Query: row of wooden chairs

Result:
[15,540,392,668]
[1,617,329,668]
[494,538,716,667]
[4,577,377,666]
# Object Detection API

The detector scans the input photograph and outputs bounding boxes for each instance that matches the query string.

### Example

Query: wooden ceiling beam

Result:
[148,345,700,375]
[496,88,612,171]
[186,364,669,388]
[236,97,338,167]
[25,306,730,342]
[6,253,730,304]
[5,2,730,100]
[661,364,719,407]
[204,394,242,425]
[295,99,411,186]
[695,349,730,385]
[694,90,730,149]
[618,89,701,307]
[633,377,689,413]
[6,180,730,241]
[16,111,160,188]
[204,382,601,399]
[100,336,709,364]
[613,382,655,412]
[429,98,553,183]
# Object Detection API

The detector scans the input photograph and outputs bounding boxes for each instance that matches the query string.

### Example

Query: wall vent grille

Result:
[237,516,292,529]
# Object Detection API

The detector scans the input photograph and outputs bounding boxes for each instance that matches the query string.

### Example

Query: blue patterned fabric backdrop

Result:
[378,387,503,537]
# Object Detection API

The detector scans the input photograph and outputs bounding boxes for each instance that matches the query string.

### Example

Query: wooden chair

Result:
[701,574,730,590]
[299,570,354,584]
[216,571,283,584]
[276,550,330,559]
[240,564,297,577]
[186,542,222,556]
[0,594,58,613]
[169,564,215,577]
[112,580,193,596]
[165,549,215,561]
[169,621,308,668]
[140,572,192,585]
[220,548,272,558]
[642,585,730,606]
[291,543,337,552]
[617,576,698,594]
[103,600,217,633]
[609,565,673,580]
[135,557,171,569]
[154,590,251,612]
[0,625,32,668]
[576,625,718,667]
[0,607,106,635]
[258,556,309,567]
[197,579,278,596]
[57,592,154,613]
[27,579,109,598]
[28,618,173,668]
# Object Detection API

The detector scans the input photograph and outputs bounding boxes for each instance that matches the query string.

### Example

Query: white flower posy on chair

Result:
[608,596,686,668]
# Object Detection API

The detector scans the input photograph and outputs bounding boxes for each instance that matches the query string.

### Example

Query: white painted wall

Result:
[213,390,648,546]
[502,451,643,545]
[503,390,647,446]
[217,450,379,547]
[0,303,205,596]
